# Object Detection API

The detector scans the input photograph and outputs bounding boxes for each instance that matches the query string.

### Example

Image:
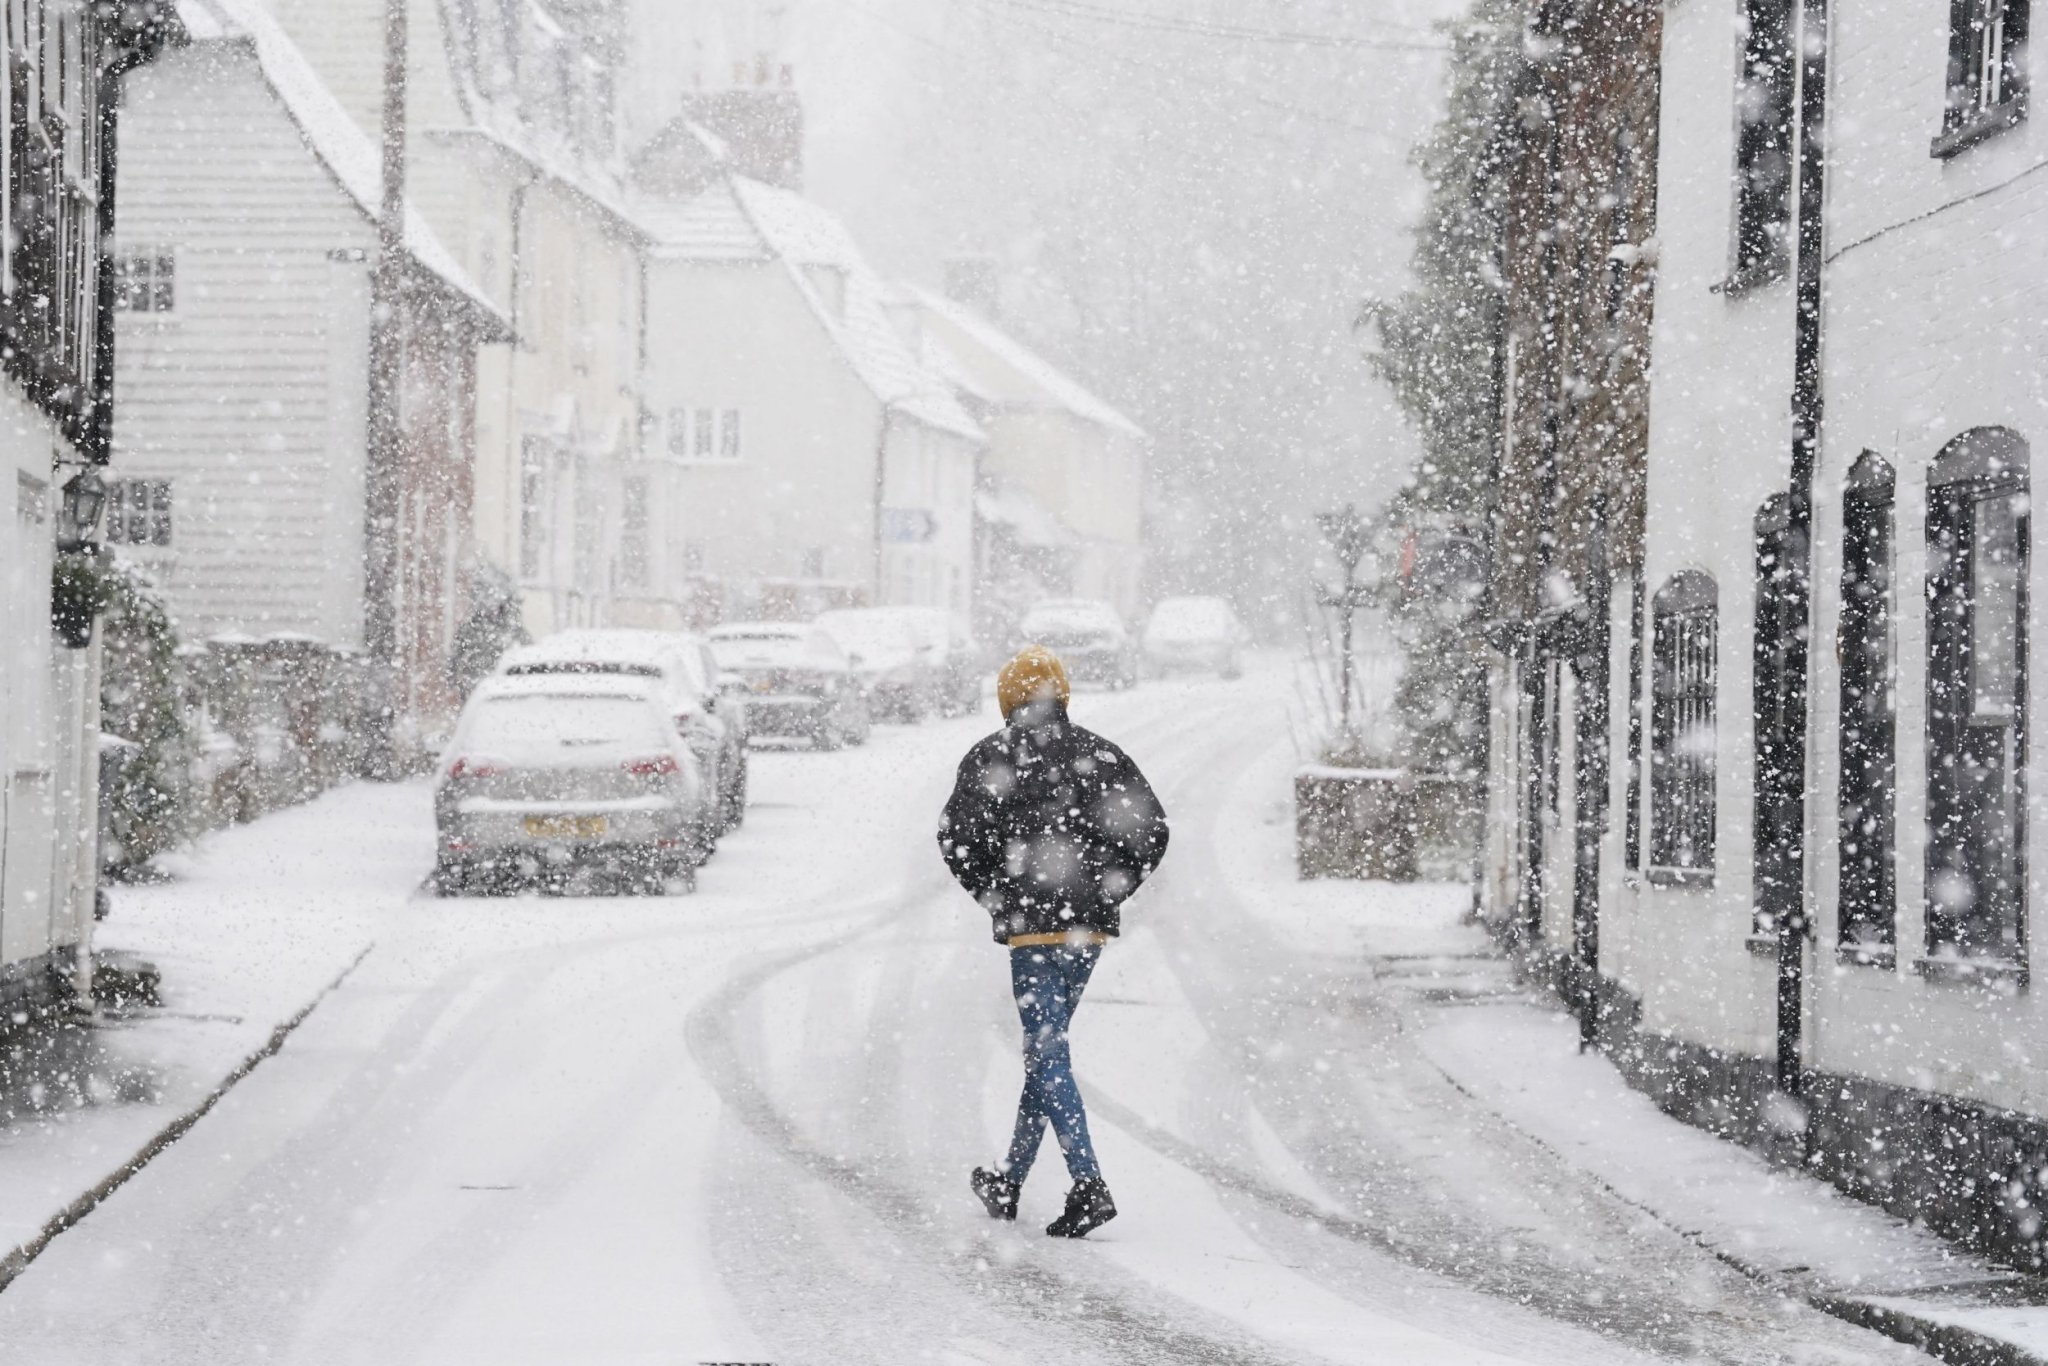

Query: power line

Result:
[981,0,1448,52]
[963,0,1401,136]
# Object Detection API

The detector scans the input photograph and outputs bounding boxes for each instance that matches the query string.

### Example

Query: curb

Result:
[1820,1296,2048,1366]
[0,943,375,1296]
[1452,923,2048,1366]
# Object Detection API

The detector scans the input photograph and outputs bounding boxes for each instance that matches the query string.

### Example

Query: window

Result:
[1925,428,2029,968]
[1729,0,1795,286]
[1649,572,1717,881]
[111,251,174,312]
[1839,454,1897,957]
[3,0,115,435]
[670,407,738,461]
[104,478,171,546]
[1934,0,2030,155]
[620,475,648,587]
[518,438,546,579]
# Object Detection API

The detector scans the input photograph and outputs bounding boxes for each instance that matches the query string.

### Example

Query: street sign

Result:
[880,508,937,544]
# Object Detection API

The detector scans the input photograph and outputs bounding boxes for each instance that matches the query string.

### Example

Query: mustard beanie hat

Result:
[997,646,1071,719]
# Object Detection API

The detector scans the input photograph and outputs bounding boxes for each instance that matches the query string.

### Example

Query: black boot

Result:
[971,1166,1019,1221]
[1045,1177,1116,1238]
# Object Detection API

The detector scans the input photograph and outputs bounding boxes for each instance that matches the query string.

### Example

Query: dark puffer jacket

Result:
[937,700,1170,943]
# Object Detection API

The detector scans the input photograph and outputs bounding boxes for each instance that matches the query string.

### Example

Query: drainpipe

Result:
[871,405,895,605]
[1777,0,1832,1101]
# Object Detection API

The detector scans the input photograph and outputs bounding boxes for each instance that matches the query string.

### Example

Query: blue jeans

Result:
[1003,944,1102,1185]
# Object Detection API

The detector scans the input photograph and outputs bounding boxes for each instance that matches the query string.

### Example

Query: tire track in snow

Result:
[686,895,1304,1366]
[1096,701,1926,1366]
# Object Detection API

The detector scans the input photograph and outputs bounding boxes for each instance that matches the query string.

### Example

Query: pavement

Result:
[0,658,2036,1363]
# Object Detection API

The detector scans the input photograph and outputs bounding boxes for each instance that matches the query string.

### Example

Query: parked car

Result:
[496,629,745,837]
[1017,598,1138,689]
[1142,596,1247,679]
[814,607,932,722]
[870,606,982,717]
[434,675,708,896]
[709,623,872,749]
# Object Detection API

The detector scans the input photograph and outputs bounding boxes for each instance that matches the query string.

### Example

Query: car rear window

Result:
[505,660,663,678]
[460,694,667,761]
[711,631,841,669]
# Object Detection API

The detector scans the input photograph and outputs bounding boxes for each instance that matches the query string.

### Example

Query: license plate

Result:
[752,677,775,693]
[523,814,606,839]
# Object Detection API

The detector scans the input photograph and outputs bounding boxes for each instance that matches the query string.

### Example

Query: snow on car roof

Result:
[501,630,682,671]
[710,622,806,639]
[470,673,661,702]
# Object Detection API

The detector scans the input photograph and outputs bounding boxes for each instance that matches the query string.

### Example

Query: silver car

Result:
[434,675,708,895]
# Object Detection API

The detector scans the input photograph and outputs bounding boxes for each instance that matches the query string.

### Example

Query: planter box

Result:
[1295,766,1479,882]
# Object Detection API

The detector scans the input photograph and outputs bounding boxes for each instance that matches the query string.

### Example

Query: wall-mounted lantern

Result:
[56,467,107,554]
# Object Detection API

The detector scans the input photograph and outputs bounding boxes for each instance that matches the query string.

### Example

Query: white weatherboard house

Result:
[111,0,505,722]
[636,155,983,623]
[897,287,1148,628]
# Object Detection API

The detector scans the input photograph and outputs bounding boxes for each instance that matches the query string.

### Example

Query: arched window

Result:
[1926,428,2029,967]
[1839,453,1897,958]
[1650,572,1717,881]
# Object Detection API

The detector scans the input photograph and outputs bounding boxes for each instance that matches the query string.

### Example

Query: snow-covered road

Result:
[0,667,1930,1364]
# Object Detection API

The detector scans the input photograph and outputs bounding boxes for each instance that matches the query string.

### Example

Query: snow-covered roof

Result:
[633,182,766,262]
[904,285,1144,441]
[638,173,982,442]
[977,485,1077,549]
[172,0,507,336]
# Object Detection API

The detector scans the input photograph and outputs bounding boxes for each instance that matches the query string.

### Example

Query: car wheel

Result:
[1221,655,1243,681]
[434,859,469,897]
[815,722,843,752]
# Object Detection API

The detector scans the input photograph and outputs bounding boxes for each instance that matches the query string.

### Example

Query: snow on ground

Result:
[0,658,1980,1363]
[0,782,419,1264]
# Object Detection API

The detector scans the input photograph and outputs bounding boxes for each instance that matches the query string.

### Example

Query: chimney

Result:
[944,257,1000,319]
[674,68,804,189]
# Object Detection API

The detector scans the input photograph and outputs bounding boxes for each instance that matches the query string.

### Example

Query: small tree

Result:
[1369,0,1530,774]
[449,557,528,698]
[99,557,194,870]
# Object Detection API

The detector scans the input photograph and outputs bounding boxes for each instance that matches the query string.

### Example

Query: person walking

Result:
[937,646,1170,1238]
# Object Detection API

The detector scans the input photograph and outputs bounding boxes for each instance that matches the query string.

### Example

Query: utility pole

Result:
[1316,504,1372,743]
[363,0,408,759]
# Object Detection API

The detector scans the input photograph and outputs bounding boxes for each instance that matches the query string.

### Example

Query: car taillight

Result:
[623,755,680,777]
[448,757,500,780]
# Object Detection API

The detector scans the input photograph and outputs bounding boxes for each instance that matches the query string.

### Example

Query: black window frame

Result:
[1932,0,2030,157]
[1727,0,1797,290]
[1838,453,1898,962]
[1923,427,2030,974]
[103,476,171,547]
[110,249,174,313]
[1649,571,1719,884]
[619,472,649,588]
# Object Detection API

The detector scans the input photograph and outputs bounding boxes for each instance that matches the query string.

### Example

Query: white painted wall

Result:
[0,389,59,976]
[1611,0,1803,1060]
[1797,2,2048,1115]
[645,256,886,600]
[1595,0,2048,1106]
